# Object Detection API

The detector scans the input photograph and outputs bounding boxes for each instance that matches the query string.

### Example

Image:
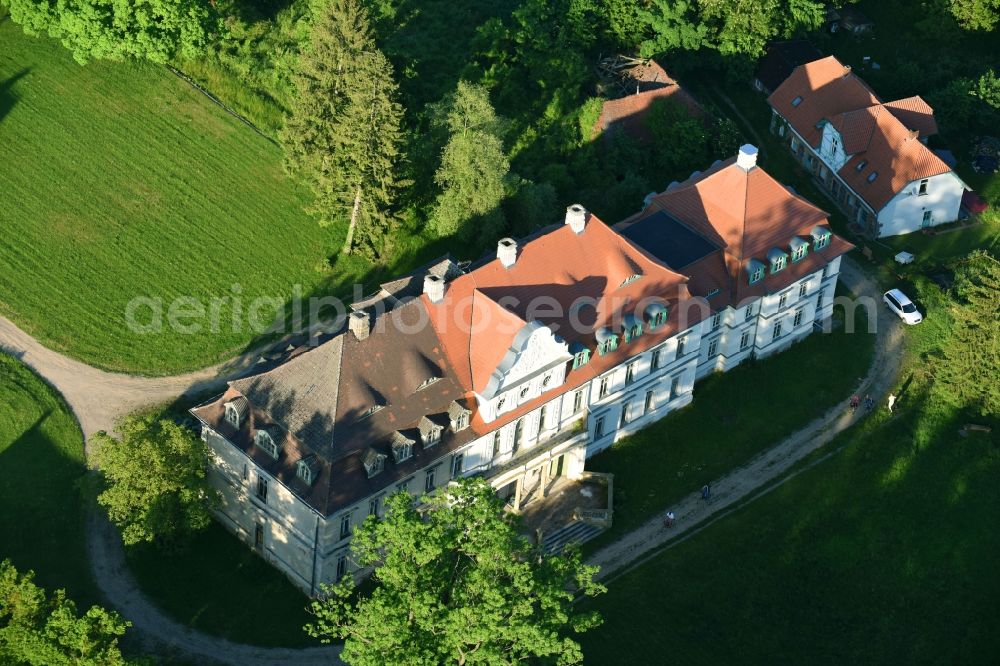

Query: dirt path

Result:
[587,258,903,579]
[0,257,895,664]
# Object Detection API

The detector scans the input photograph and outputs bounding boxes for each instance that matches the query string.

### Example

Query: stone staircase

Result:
[540,520,605,554]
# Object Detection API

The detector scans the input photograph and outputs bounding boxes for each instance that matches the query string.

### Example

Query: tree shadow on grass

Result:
[0,68,29,125]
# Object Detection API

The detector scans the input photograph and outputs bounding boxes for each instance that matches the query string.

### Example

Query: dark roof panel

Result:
[618,210,720,270]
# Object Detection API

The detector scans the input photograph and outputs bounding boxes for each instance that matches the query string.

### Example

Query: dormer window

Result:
[867,171,878,183]
[746,259,766,285]
[595,327,618,356]
[707,288,721,298]
[570,343,590,370]
[390,431,415,464]
[296,455,320,485]
[448,401,470,432]
[619,274,642,288]
[224,397,248,428]
[358,404,384,421]
[811,225,832,250]
[791,96,803,107]
[417,376,440,391]
[622,315,643,343]
[419,416,443,448]
[790,237,809,263]
[254,428,280,459]
[363,448,386,478]
[767,248,788,274]
[645,303,669,330]
[855,160,867,172]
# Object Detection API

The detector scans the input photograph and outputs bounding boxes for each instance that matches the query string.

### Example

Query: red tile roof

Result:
[768,56,879,146]
[594,62,701,142]
[424,217,693,395]
[769,56,953,211]
[619,158,853,303]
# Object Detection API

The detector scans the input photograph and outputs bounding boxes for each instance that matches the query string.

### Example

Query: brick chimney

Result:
[736,144,758,171]
[423,274,445,303]
[348,310,370,341]
[497,238,518,268]
[565,204,588,234]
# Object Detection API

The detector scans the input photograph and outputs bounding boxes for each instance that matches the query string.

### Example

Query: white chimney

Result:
[565,204,587,234]
[423,274,445,303]
[348,310,370,341]
[497,238,517,268]
[737,144,758,171]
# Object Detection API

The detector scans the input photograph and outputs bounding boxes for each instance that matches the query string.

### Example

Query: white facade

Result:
[876,171,965,237]
[775,111,966,238]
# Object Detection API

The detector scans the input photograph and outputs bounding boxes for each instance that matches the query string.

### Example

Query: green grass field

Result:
[0,353,97,606]
[585,301,875,550]
[0,22,346,375]
[126,523,316,647]
[580,266,1000,665]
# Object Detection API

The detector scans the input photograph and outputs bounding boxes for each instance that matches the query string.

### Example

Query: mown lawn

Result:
[126,523,316,647]
[585,301,875,551]
[0,21,350,375]
[579,262,1000,664]
[0,353,97,606]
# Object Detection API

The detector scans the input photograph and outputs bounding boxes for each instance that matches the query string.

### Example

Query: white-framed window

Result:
[424,468,436,493]
[712,313,722,330]
[651,347,663,370]
[594,416,606,438]
[644,390,655,414]
[396,479,411,494]
[794,309,804,327]
[745,305,754,321]
[677,337,686,357]
[492,431,502,459]
[740,330,751,350]
[255,475,268,503]
[538,405,548,432]
[368,495,381,517]
[773,322,783,341]
[625,362,636,384]
[451,453,464,478]
[254,429,280,459]
[336,554,348,582]
[599,376,610,398]
[619,404,630,427]
[918,179,928,195]
[340,513,351,540]
[669,376,681,400]
[572,389,584,414]
[799,283,808,298]
[779,293,788,310]
[708,338,718,356]
[224,402,242,428]
[519,386,530,400]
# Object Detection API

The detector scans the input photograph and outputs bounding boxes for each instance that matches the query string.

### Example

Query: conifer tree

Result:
[282,0,406,259]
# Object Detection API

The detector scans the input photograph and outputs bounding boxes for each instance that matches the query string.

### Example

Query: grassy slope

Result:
[0,23,342,375]
[585,302,875,550]
[0,353,96,606]
[580,272,1000,664]
[125,524,316,648]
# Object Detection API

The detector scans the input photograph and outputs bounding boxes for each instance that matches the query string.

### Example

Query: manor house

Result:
[191,145,852,594]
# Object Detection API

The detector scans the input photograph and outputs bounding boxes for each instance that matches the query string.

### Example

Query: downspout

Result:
[310,513,320,597]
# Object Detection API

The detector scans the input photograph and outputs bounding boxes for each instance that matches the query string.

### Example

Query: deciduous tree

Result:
[93,416,217,546]
[935,251,1000,416]
[282,0,406,259]
[431,81,512,243]
[949,0,1000,30]
[306,478,605,666]
[2,0,215,64]
[0,561,131,665]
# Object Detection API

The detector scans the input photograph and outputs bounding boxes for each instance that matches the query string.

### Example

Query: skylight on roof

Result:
[867,171,878,183]
[855,160,867,172]
[791,96,803,107]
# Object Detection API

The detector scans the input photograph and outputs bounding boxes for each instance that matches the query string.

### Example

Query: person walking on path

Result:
[701,484,711,501]
[887,393,897,413]
[864,394,875,412]
[664,511,675,528]
[850,394,860,413]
